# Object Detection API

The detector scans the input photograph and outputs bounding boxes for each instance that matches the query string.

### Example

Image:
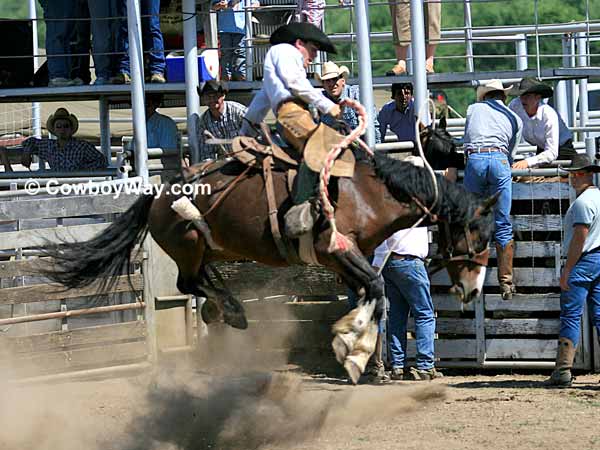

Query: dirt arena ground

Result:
[2,367,600,450]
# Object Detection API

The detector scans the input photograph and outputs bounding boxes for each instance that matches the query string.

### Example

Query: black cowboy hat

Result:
[270,22,337,54]
[512,77,553,98]
[197,80,228,97]
[561,153,600,173]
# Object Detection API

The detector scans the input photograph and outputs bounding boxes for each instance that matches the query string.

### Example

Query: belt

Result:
[467,147,503,154]
[390,253,423,261]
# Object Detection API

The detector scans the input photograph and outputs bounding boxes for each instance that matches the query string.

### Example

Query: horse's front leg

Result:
[330,249,385,384]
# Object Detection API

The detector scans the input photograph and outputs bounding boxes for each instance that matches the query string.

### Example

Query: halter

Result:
[428,221,490,275]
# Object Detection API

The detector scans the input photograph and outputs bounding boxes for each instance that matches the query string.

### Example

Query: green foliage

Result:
[324,0,600,114]
[0,1,45,44]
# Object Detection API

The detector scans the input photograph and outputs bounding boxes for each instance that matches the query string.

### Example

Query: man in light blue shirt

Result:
[378,83,416,143]
[145,94,178,150]
[546,154,600,387]
[462,79,523,300]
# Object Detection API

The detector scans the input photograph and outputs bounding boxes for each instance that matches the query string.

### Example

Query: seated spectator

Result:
[378,82,416,143]
[0,108,107,172]
[113,0,166,84]
[197,81,247,160]
[318,61,381,143]
[509,77,577,170]
[387,0,440,75]
[212,0,259,82]
[145,94,178,149]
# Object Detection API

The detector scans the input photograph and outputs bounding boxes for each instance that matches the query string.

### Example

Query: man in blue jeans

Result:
[371,156,442,381]
[463,79,523,300]
[546,154,600,387]
[114,0,166,84]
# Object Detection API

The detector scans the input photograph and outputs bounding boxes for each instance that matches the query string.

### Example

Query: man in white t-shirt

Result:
[372,156,442,381]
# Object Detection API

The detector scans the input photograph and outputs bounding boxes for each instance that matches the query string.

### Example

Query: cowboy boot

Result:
[544,337,576,387]
[284,163,319,238]
[496,240,516,300]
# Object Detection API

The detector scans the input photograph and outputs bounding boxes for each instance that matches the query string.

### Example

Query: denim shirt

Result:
[213,0,246,34]
[378,99,416,143]
[321,84,382,143]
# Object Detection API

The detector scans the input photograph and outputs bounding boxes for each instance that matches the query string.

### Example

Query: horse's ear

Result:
[438,116,447,130]
[474,192,499,217]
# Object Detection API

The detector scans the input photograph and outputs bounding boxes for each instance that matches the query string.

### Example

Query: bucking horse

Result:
[42,107,494,383]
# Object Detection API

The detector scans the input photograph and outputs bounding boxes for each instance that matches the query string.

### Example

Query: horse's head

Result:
[432,194,497,303]
[419,117,458,170]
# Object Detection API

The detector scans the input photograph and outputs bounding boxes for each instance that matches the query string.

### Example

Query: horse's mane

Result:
[371,152,480,225]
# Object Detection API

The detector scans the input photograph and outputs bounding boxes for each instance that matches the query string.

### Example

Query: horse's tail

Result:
[42,194,155,290]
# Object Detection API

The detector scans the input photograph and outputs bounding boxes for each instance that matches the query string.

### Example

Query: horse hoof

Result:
[344,359,362,385]
[332,334,351,364]
[224,312,248,330]
[201,300,222,324]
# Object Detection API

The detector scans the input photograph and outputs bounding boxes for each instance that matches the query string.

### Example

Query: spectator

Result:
[197,81,247,160]
[545,154,600,387]
[387,0,441,75]
[509,77,577,170]
[297,0,325,28]
[113,0,167,84]
[87,1,122,85]
[318,61,381,143]
[70,0,92,85]
[373,155,442,381]
[0,108,107,171]
[41,0,84,87]
[145,94,178,149]
[378,82,415,143]
[462,79,523,300]
[212,0,259,82]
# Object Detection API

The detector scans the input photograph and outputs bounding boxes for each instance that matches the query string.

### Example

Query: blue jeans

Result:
[559,251,600,344]
[463,152,513,248]
[220,33,246,79]
[117,0,166,76]
[384,258,435,370]
[43,0,77,79]
[87,0,121,79]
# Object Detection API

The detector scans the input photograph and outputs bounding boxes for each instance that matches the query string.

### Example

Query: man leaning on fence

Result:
[462,80,523,300]
[197,81,247,160]
[545,154,600,387]
[0,108,107,172]
[509,78,577,171]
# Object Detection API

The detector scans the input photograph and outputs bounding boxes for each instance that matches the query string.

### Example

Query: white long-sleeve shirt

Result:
[508,98,573,167]
[243,43,335,126]
[372,227,429,268]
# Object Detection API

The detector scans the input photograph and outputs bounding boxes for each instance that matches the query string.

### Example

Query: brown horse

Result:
[43,149,494,383]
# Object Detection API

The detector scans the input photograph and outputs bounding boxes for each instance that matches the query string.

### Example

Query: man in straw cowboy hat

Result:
[462,79,523,300]
[545,154,600,387]
[240,22,351,239]
[509,77,577,170]
[0,108,106,172]
[318,61,381,143]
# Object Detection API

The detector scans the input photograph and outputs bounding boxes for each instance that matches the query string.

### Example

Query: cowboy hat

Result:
[560,153,600,173]
[47,108,79,134]
[510,77,553,98]
[197,80,228,96]
[476,79,513,102]
[270,22,337,54]
[316,61,349,81]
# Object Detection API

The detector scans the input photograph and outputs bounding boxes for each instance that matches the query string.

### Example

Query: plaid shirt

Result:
[24,137,107,171]
[197,101,247,160]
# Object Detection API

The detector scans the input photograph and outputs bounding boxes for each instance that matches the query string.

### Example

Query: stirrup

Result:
[284,202,316,238]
